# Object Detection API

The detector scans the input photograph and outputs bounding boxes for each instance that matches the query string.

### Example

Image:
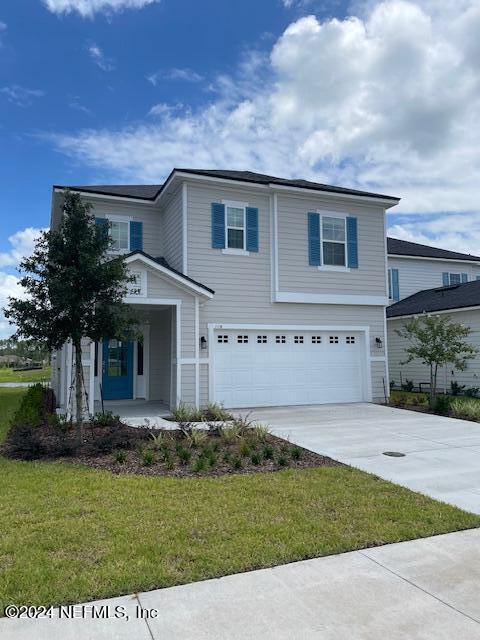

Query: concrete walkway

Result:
[246,403,480,514]
[2,529,480,639]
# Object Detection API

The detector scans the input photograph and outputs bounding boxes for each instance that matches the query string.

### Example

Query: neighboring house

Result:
[50,168,399,415]
[387,237,480,303]
[387,278,480,393]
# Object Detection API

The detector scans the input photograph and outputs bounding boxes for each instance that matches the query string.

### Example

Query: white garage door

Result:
[213,329,367,408]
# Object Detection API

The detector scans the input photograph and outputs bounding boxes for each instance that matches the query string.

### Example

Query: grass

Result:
[0,366,51,384]
[0,388,26,441]
[0,388,479,610]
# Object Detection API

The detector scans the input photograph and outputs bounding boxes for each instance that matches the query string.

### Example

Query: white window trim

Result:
[105,214,132,254]
[222,199,248,254]
[448,273,461,285]
[317,211,349,271]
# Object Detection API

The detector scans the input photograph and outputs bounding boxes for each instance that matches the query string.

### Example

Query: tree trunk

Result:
[429,365,435,408]
[74,340,84,442]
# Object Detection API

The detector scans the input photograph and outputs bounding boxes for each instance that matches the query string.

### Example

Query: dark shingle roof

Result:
[125,251,214,295]
[387,237,480,263]
[54,184,163,200]
[55,168,399,202]
[387,280,480,318]
[176,168,399,201]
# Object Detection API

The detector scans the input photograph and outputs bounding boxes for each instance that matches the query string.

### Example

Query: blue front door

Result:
[102,338,134,400]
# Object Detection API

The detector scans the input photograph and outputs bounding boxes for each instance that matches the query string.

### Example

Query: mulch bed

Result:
[2,419,339,478]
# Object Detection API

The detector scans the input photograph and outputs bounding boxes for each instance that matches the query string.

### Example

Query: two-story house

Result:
[50,168,399,416]
[386,237,480,391]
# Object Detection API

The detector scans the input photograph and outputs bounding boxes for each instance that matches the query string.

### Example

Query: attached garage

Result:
[212,327,370,408]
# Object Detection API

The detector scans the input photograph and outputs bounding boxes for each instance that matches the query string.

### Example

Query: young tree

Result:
[5,191,136,437]
[396,314,478,407]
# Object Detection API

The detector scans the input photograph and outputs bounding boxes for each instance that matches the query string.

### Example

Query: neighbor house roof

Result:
[387,237,480,263]
[387,280,480,318]
[54,168,399,202]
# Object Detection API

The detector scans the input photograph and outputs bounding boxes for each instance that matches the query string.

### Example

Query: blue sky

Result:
[1,0,480,337]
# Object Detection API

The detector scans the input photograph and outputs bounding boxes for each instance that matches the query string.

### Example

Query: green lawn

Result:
[0,366,51,383]
[1,388,479,610]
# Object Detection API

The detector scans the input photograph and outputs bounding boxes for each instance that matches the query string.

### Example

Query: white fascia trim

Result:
[194,296,199,408]
[182,182,188,274]
[124,253,214,299]
[53,187,155,205]
[273,193,279,294]
[387,254,480,265]
[371,356,387,362]
[387,305,480,319]
[209,323,371,332]
[124,296,183,306]
[275,291,388,306]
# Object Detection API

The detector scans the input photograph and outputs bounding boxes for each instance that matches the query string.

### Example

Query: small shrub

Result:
[250,424,270,443]
[185,428,208,448]
[12,383,47,428]
[232,414,253,434]
[389,379,396,390]
[464,387,480,398]
[114,449,127,464]
[177,447,192,465]
[165,456,175,471]
[250,451,261,465]
[450,398,480,421]
[232,456,242,470]
[277,455,288,467]
[150,431,173,451]
[290,446,302,460]
[4,424,45,460]
[205,402,232,422]
[141,449,155,467]
[91,411,119,428]
[238,439,251,457]
[171,403,203,423]
[434,395,451,415]
[48,413,73,434]
[262,444,274,460]
[223,450,231,463]
[205,452,217,468]
[391,392,408,406]
[450,381,466,396]
[193,456,207,472]
[220,425,240,444]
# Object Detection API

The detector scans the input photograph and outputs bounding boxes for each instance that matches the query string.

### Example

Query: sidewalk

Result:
[2,528,480,639]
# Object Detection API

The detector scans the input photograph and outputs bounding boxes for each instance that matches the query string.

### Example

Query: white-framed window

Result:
[217,335,229,343]
[346,336,356,344]
[388,269,393,299]
[449,273,461,285]
[311,336,322,344]
[329,336,339,344]
[226,205,246,250]
[105,215,130,253]
[275,335,286,344]
[322,216,346,267]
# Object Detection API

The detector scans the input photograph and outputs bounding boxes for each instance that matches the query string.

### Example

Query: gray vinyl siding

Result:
[162,186,183,271]
[199,363,209,407]
[86,196,162,256]
[148,308,172,404]
[388,257,480,302]
[186,181,387,403]
[181,365,196,406]
[388,311,480,392]
[277,193,386,296]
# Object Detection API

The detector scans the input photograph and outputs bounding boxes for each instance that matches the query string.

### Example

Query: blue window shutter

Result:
[211,203,225,249]
[95,217,109,240]
[461,273,468,283]
[308,212,321,266]
[130,221,143,251]
[346,217,358,268]
[392,268,400,302]
[442,272,450,286]
[246,207,259,252]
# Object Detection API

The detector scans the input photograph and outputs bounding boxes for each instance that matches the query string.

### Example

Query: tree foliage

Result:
[396,314,478,407]
[5,191,137,429]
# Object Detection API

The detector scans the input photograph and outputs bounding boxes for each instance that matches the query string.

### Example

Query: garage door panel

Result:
[214,329,366,408]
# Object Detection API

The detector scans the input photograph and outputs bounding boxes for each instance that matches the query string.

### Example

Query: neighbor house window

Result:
[322,216,346,266]
[109,220,129,251]
[449,273,461,285]
[226,206,245,250]
[388,269,393,299]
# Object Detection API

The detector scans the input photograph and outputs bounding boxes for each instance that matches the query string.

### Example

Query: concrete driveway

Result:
[245,403,480,514]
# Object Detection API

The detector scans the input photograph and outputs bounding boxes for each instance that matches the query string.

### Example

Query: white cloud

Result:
[1,85,44,107]
[43,0,157,17]
[68,96,93,115]
[0,228,45,269]
[87,43,114,71]
[0,272,24,339]
[0,22,7,45]
[50,0,480,220]
[147,68,203,86]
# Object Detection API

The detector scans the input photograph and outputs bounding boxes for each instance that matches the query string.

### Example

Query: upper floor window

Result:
[322,216,346,266]
[388,268,399,302]
[110,220,129,251]
[226,206,245,250]
[449,273,461,285]
[443,272,468,286]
